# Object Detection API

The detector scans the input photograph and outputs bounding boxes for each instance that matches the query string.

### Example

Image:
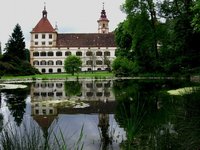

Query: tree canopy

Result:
[4,24,26,61]
[113,0,200,76]
[64,55,82,75]
[0,24,40,76]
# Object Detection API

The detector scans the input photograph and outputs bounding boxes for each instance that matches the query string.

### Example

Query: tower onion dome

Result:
[98,3,109,22]
[42,6,47,18]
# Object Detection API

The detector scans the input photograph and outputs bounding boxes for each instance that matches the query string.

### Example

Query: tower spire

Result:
[97,2,109,33]
[42,2,47,18]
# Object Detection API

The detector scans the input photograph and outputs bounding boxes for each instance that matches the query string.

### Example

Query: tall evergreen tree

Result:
[5,24,26,60]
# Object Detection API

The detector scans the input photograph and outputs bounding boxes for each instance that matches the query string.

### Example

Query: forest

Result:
[112,0,200,77]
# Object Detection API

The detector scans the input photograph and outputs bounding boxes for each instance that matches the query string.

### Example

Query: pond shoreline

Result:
[0,76,181,84]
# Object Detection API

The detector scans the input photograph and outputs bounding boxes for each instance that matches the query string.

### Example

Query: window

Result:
[48,52,54,56]
[86,60,93,65]
[35,34,38,39]
[56,83,63,88]
[40,60,46,65]
[86,92,93,97]
[49,34,52,39]
[35,109,39,114]
[57,68,62,73]
[42,34,45,39]
[42,109,46,115]
[48,92,54,96]
[104,51,110,56]
[96,60,103,65]
[56,51,62,56]
[56,60,62,65]
[65,51,71,56]
[96,51,102,56]
[33,52,39,56]
[86,51,92,56]
[96,92,103,97]
[104,92,110,97]
[49,109,53,114]
[49,42,52,45]
[56,92,63,96]
[41,92,47,96]
[86,83,93,88]
[33,61,39,66]
[34,42,38,45]
[76,51,82,56]
[40,52,46,56]
[96,83,102,88]
[48,83,54,88]
[42,41,45,45]
[49,68,53,73]
[48,61,54,65]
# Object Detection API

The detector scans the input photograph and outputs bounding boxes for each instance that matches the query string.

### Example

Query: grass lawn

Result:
[1,71,114,80]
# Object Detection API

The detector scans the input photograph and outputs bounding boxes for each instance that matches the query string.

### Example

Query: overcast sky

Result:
[0,0,126,50]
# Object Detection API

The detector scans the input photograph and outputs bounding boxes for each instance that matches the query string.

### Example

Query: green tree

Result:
[64,81,82,99]
[4,24,26,60]
[64,55,82,76]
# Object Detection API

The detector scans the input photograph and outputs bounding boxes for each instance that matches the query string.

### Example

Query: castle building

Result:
[30,5,116,73]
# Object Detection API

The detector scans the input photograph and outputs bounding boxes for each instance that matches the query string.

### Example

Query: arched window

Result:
[40,52,46,56]
[33,61,39,66]
[48,60,54,65]
[86,60,93,65]
[56,60,62,65]
[96,60,103,65]
[57,68,62,73]
[86,51,92,56]
[76,51,82,56]
[33,52,39,56]
[41,68,46,73]
[40,60,46,65]
[49,68,53,73]
[65,51,71,56]
[48,52,54,56]
[96,51,102,56]
[104,51,110,56]
[56,51,62,56]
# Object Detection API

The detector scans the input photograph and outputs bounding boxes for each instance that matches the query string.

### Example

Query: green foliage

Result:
[114,0,200,76]
[112,57,139,76]
[64,55,82,76]
[4,24,26,60]
[64,81,82,98]
[0,54,40,76]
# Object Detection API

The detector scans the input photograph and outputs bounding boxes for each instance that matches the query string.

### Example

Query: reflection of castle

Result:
[31,80,114,102]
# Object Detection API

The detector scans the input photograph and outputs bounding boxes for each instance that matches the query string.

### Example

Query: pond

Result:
[0,79,200,150]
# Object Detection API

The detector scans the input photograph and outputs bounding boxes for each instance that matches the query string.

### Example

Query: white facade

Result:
[30,7,116,74]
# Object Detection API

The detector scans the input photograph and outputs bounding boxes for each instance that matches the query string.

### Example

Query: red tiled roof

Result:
[31,17,56,33]
[57,33,116,47]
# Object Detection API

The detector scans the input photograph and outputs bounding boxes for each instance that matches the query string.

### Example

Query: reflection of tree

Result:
[113,80,183,149]
[98,113,111,150]
[0,93,3,131]
[3,85,30,126]
[64,81,82,99]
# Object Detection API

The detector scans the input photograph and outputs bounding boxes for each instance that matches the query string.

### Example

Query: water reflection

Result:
[0,79,200,149]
